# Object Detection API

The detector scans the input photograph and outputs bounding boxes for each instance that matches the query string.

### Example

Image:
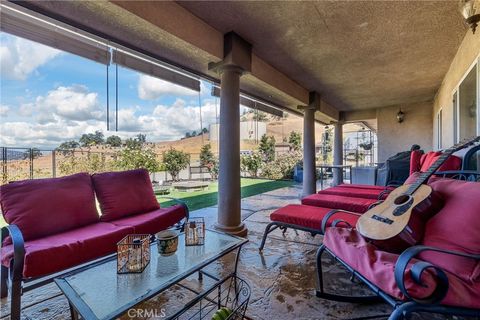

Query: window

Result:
[456,63,478,141]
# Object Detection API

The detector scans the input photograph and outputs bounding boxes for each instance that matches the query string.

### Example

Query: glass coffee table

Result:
[55,229,248,320]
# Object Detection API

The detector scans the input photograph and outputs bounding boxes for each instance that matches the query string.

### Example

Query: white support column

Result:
[215,65,247,236]
[302,106,316,197]
[333,122,344,186]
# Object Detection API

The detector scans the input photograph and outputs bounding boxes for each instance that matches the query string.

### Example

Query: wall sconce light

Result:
[459,0,480,34]
[396,109,405,123]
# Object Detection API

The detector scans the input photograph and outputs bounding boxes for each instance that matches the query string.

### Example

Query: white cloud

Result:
[0,119,105,148]
[26,85,104,124]
[0,105,10,117]
[0,36,61,80]
[0,98,221,148]
[137,74,206,100]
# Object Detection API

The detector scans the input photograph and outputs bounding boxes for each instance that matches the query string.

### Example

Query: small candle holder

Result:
[185,217,205,246]
[117,234,150,274]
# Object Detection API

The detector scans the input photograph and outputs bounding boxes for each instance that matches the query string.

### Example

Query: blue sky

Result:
[0,32,220,148]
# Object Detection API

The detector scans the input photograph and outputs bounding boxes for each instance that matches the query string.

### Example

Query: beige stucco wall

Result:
[433,31,480,149]
[377,101,433,162]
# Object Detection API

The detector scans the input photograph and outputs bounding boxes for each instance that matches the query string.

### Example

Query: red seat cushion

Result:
[1,223,133,278]
[324,227,480,308]
[301,194,376,213]
[319,186,386,200]
[0,173,99,242]
[270,204,359,231]
[334,184,389,191]
[92,169,160,222]
[421,178,480,282]
[109,205,186,234]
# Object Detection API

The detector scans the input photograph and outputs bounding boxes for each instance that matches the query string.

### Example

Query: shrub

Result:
[162,148,190,181]
[59,152,116,175]
[200,144,218,180]
[241,152,262,177]
[288,131,302,151]
[115,144,160,173]
[259,134,276,162]
[261,151,302,180]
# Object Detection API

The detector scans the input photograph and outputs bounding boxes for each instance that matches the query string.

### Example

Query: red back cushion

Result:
[420,178,480,282]
[92,169,159,221]
[419,151,462,173]
[0,173,99,241]
[409,150,424,175]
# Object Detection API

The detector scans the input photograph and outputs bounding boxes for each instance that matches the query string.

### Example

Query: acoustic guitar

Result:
[356,136,480,251]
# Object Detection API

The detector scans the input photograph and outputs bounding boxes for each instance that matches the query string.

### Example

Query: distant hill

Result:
[0,149,26,161]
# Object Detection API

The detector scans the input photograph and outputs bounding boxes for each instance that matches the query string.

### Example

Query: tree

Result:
[136,133,147,143]
[201,127,208,134]
[79,130,104,147]
[106,135,122,147]
[191,130,197,137]
[241,152,262,177]
[124,134,147,149]
[23,148,42,160]
[58,140,80,150]
[185,132,191,138]
[162,148,190,181]
[252,111,268,122]
[200,144,218,180]
[288,131,302,151]
[115,142,160,173]
[259,134,276,162]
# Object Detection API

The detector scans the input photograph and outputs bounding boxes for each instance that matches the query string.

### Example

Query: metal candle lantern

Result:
[117,234,150,273]
[185,217,205,246]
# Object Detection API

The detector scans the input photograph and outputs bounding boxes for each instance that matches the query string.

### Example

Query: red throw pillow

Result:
[92,169,160,221]
[421,178,480,282]
[0,173,99,241]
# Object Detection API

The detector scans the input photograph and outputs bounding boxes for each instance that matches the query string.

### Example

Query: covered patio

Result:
[0,1,479,320]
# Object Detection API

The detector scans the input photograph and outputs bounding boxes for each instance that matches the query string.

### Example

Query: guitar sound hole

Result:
[394,194,411,205]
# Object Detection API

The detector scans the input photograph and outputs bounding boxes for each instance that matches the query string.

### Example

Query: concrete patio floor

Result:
[0,182,461,320]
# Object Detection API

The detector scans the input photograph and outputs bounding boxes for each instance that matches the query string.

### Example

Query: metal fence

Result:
[0,147,218,184]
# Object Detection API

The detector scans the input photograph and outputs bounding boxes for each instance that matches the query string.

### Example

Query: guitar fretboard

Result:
[405,136,480,196]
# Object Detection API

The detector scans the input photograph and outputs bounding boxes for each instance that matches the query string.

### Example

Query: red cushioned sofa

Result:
[316,176,480,319]
[259,150,463,252]
[0,169,188,319]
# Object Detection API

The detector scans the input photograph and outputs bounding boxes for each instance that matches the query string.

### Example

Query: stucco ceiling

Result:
[178,1,467,111]
[14,0,468,116]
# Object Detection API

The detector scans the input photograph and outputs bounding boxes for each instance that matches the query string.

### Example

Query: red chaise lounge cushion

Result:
[301,193,377,213]
[93,169,160,222]
[1,223,133,278]
[323,227,480,308]
[110,205,186,234]
[318,185,388,200]
[323,178,480,308]
[271,204,359,231]
[0,173,99,242]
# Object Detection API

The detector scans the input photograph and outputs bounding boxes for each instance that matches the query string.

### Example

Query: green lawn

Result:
[0,178,294,228]
[158,178,294,211]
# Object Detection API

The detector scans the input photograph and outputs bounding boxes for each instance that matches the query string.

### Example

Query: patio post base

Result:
[214,222,248,237]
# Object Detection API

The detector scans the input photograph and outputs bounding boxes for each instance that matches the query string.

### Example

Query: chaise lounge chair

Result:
[315,175,480,319]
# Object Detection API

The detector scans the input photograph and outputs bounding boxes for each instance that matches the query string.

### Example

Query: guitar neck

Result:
[405,136,479,195]
[406,152,452,195]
